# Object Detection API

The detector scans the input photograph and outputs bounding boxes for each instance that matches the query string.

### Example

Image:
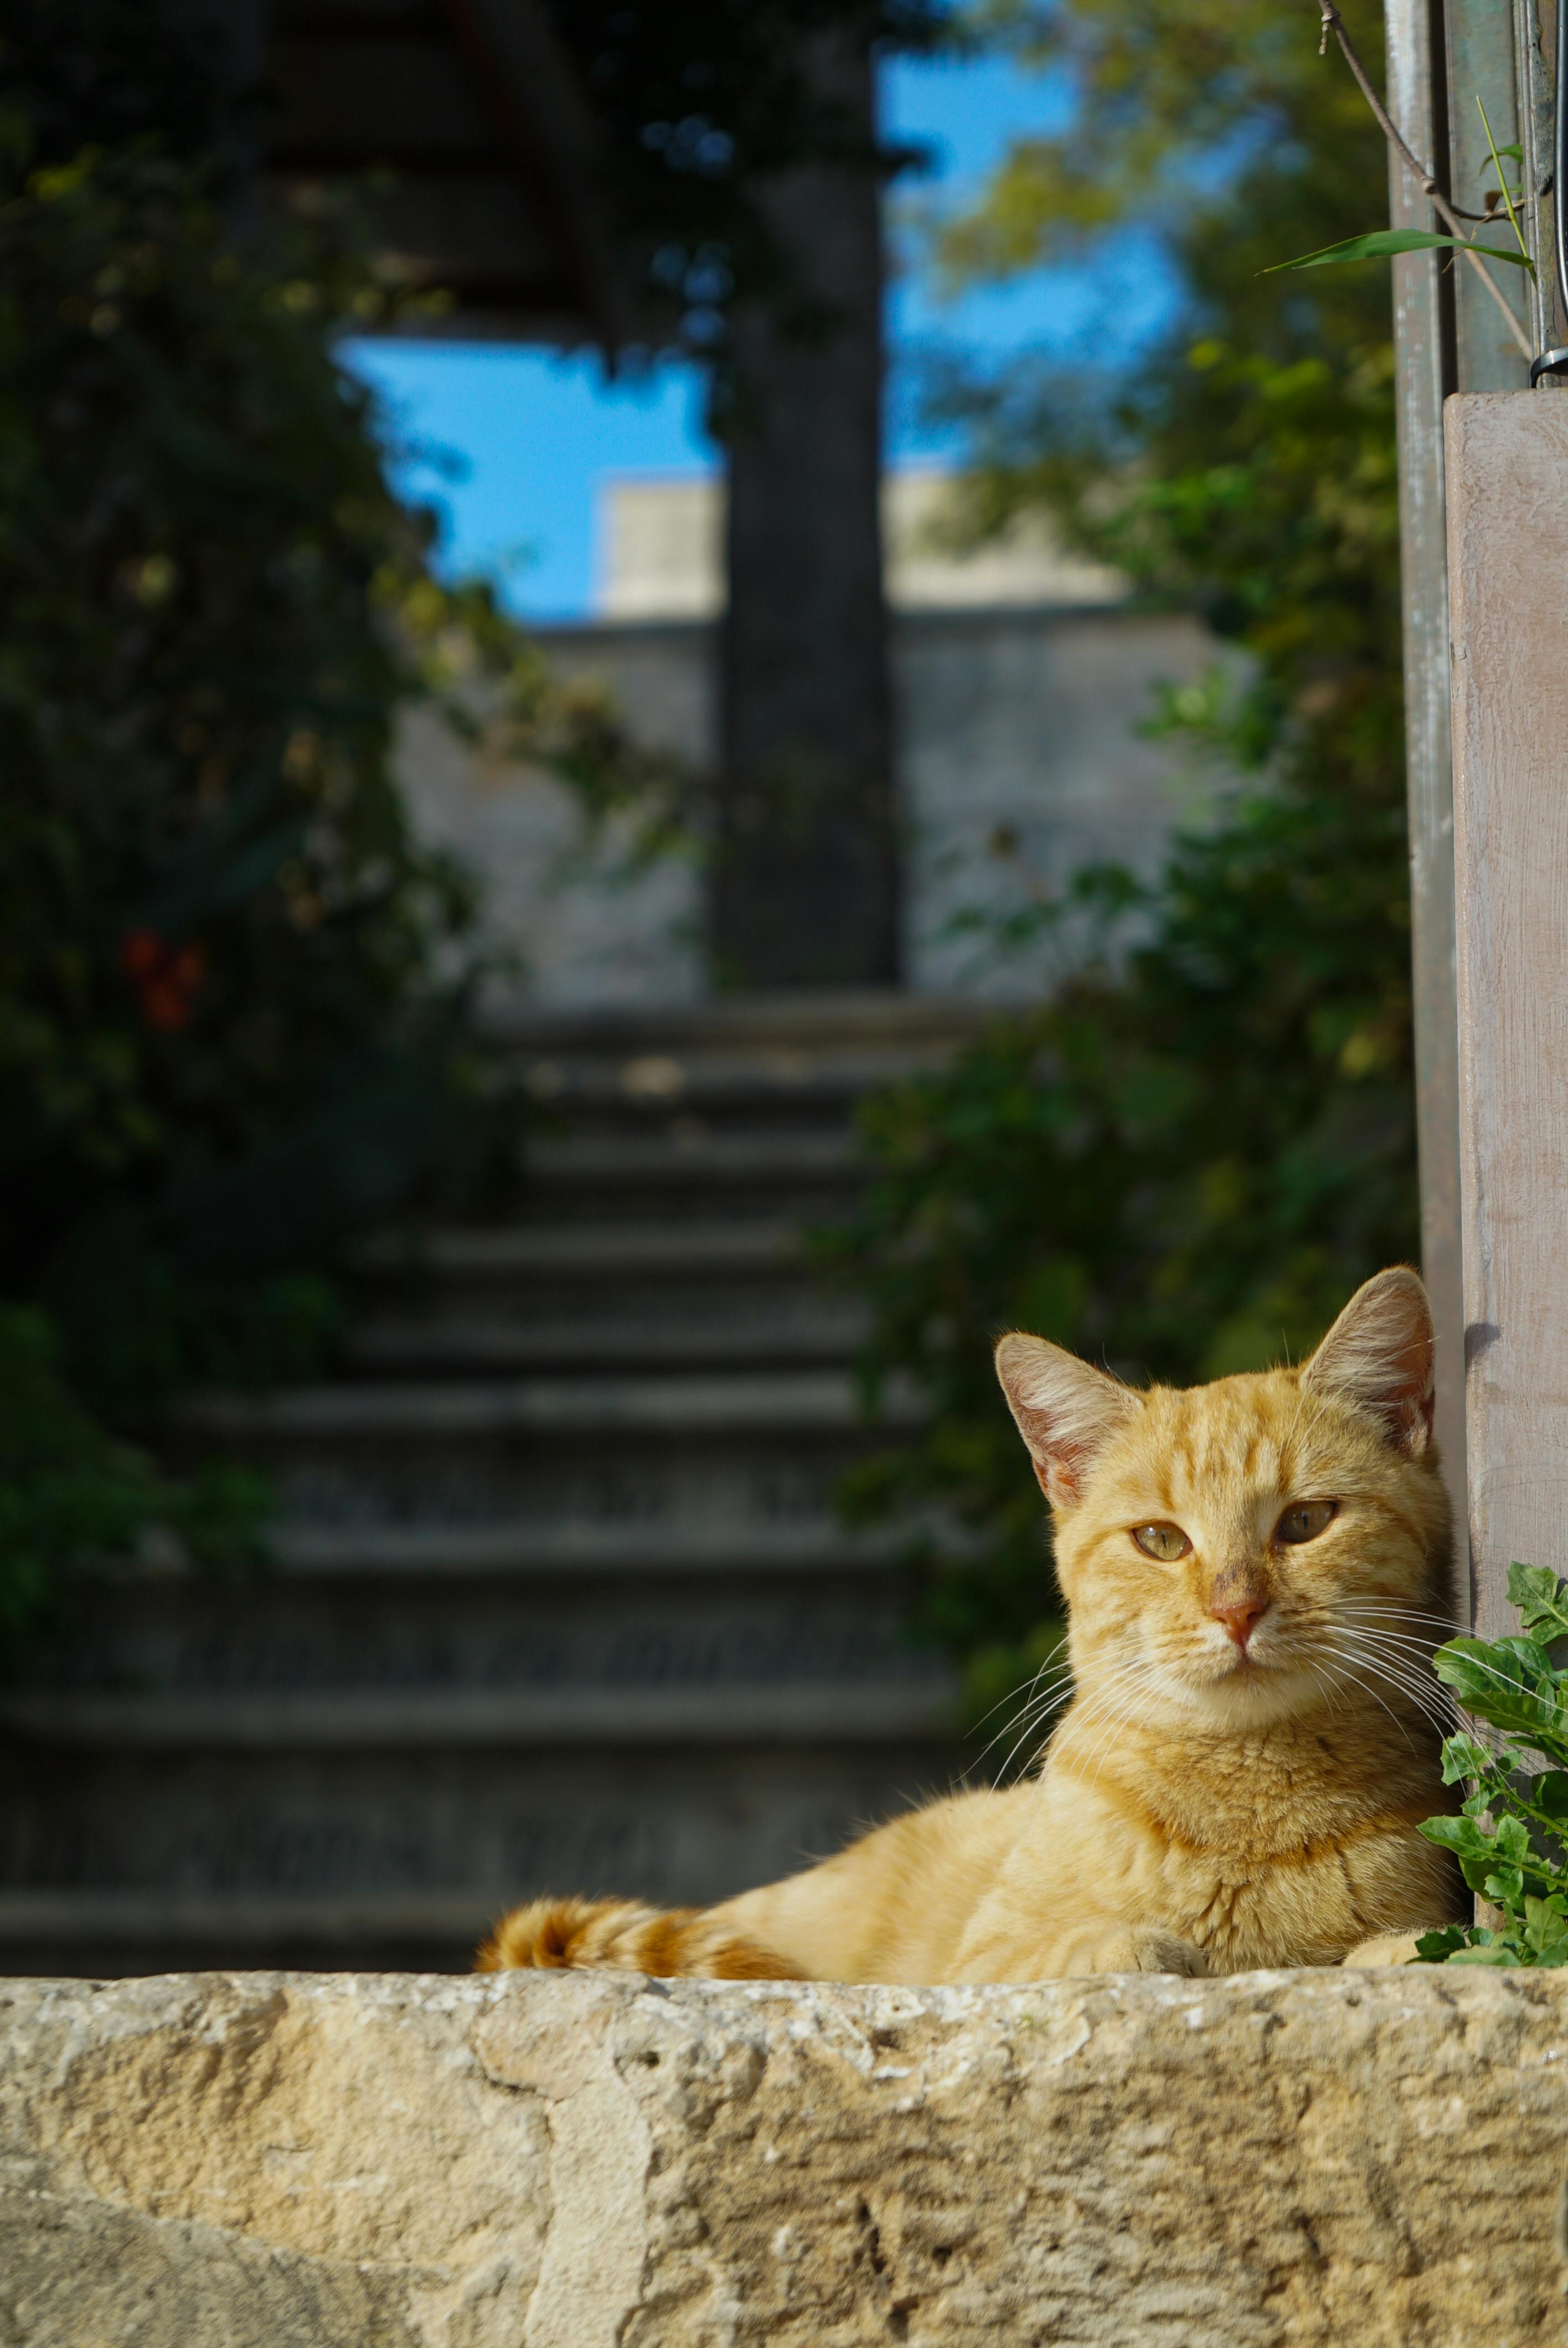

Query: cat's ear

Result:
[994,1334,1141,1509]
[1299,1267,1436,1456]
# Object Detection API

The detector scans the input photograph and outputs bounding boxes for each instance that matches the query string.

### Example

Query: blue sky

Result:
[344,51,1175,620]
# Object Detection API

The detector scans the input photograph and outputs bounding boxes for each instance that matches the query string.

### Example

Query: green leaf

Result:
[1412,1923,1469,1964]
[1431,1635,1566,1747]
[1418,1813,1492,1859]
[1262,227,1535,275]
[1495,1813,1531,1863]
[1440,1729,1494,1785]
[1507,1562,1568,1645]
[1446,1943,1521,1966]
[1419,1811,1554,1900]
[1535,1772,1568,1821]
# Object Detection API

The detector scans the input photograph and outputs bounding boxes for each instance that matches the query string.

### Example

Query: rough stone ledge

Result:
[3,1964,1567,2347]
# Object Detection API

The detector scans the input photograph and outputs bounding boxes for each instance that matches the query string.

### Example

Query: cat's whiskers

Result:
[1340,1611,1559,1715]
[968,1642,1075,1739]
[1026,1655,1154,1765]
[988,1675,1091,1785]
[1311,1652,1425,1751]
[972,1660,1077,1773]
[996,1655,1155,1783]
[989,1701,1070,1785]
[1316,1635,1454,1735]
[1336,1600,1463,1633]
[1064,1660,1173,1789]
[1325,1624,1445,1672]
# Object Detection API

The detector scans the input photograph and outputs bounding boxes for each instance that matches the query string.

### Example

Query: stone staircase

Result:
[0,996,983,1975]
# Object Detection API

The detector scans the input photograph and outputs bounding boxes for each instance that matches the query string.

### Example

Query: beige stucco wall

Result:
[3,1965,1565,2345]
[398,605,1220,1012]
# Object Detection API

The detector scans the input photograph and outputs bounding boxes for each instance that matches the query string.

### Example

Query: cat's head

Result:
[994,1268,1451,1733]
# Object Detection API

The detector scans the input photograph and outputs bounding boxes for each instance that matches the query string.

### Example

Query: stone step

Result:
[342,1298,866,1377]
[0,1739,972,1929]
[13,998,974,1966]
[352,1221,843,1336]
[0,1889,498,1966]
[519,1130,864,1222]
[358,1221,810,1279]
[177,1370,911,1535]
[529,1131,860,1186]
[493,988,990,1060]
[261,1518,902,1576]
[1,1971,1530,2336]
[0,1682,955,1747]
[28,1574,943,1700]
[186,1369,901,1440]
[497,991,991,1137]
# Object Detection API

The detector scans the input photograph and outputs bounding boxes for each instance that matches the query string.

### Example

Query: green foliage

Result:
[0,37,658,1410]
[0,119,480,1326]
[1414,1566,1568,1969]
[828,1,1419,1693]
[0,4,663,1655]
[0,1303,266,1678]
[1265,226,1532,274]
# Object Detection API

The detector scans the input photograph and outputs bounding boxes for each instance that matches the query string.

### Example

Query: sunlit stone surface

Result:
[2,1965,1564,2345]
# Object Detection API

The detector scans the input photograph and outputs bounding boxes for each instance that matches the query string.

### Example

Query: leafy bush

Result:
[0,1304,266,1676]
[0,116,491,1397]
[1416,1566,1568,1968]
[0,5,655,1663]
[828,2,1413,1707]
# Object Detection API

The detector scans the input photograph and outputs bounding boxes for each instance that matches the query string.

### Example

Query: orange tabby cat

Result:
[477,1268,1465,1981]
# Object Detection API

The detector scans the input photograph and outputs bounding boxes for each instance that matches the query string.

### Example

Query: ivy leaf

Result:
[1440,1729,1494,1785]
[1495,1813,1532,1863]
[1531,1771,1568,1822]
[1261,227,1535,275]
[1507,1562,1568,1646]
[1432,1635,1566,1748]
[1419,1814,1494,1860]
[1412,1923,1469,1963]
[1420,1812,1499,1893]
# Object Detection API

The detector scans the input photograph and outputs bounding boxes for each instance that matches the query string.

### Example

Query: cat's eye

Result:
[1132,1522,1192,1562]
[1275,1500,1337,1546]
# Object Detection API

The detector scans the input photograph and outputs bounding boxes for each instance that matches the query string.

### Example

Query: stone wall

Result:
[398,605,1221,1011]
[3,1965,1566,2345]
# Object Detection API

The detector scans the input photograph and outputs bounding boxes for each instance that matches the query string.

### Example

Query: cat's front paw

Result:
[1127,1927,1210,1976]
[1340,1930,1424,1968]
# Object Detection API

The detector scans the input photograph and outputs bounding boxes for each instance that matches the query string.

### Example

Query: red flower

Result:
[120,929,208,1030]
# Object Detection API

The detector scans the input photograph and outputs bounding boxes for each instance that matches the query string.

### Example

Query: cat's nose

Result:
[1209,1592,1269,1649]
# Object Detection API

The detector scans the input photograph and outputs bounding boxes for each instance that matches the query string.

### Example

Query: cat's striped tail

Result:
[474,1895,802,1979]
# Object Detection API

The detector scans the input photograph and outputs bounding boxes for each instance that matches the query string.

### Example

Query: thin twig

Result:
[1316,0,1535,362]
[1476,94,1532,267]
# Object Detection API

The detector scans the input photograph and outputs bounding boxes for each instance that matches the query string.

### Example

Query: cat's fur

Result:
[477,1268,1466,1982]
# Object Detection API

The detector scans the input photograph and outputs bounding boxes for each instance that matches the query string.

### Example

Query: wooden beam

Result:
[439,0,631,352]
[259,0,626,344]
[1446,392,1568,1640]
[267,34,503,162]
[1384,0,1466,1589]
